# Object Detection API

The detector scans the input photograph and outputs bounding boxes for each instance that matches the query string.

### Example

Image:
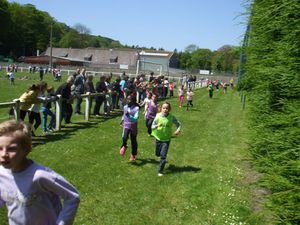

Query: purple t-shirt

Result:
[146,100,158,120]
[123,104,139,135]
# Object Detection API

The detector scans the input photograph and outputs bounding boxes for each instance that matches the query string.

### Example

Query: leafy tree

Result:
[185,44,198,53]
[190,48,212,70]
[0,0,12,55]
[211,45,239,73]
[73,23,91,35]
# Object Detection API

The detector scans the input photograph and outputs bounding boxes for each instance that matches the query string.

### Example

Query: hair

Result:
[0,120,32,151]
[67,76,74,84]
[47,86,54,92]
[161,101,171,111]
[27,84,38,92]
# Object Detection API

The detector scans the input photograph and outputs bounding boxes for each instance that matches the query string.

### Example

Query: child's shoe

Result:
[119,146,126,156]
[129,154,136,161]
[158,173,164,177]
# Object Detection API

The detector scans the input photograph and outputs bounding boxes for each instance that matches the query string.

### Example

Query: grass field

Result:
[0,71,270,224]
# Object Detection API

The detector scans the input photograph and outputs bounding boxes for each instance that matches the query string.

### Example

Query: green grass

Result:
[0,71,269,224]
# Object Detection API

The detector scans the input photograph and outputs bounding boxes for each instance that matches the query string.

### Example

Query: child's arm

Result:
[172,116,181,135]
[38,172,80,225]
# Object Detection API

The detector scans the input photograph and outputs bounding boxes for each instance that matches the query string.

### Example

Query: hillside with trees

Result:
[0,0,239,74]
[0,0,123,58]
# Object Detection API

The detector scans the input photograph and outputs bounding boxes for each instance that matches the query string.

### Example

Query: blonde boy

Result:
[0,120,80,225]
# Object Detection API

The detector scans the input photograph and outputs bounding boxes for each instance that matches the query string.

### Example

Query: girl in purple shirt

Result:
[145,94,158,136]
[119,95,140,161]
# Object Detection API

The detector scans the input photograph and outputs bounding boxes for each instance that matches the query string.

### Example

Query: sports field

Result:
[0,71,269,225]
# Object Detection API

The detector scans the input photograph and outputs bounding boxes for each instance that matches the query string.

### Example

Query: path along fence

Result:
[0,80,207,131]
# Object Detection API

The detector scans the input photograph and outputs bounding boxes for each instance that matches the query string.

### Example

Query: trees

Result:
[211,45,240,73]
[0,0,125,58]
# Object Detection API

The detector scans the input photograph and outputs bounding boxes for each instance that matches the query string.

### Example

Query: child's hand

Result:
[174,130,180,136]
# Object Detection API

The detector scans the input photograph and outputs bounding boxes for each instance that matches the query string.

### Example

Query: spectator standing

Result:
[8,71,15,85]
[56,76,74,124]
[39,66,44,81]
[111,77,121,110]
[169,81,175,97]
[19,84,41,121]
[93,76,107,116]
[28,82,48,136]
[84,74,95,113]
[163,78,169,98]
[41,86,56,133]
[74,69,85,115]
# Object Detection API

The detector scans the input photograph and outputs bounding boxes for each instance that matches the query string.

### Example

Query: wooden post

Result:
[55,95,62,131]
[243,95,246,110]
[85,93,91,121]
[13,99,21,121]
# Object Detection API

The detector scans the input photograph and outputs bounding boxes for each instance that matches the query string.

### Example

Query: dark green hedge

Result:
[240,0,300,224]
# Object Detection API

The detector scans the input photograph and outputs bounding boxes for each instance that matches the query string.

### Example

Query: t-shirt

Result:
[0,161,80,225]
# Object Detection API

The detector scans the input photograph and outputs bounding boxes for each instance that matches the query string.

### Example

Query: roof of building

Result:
[44,47,174,66]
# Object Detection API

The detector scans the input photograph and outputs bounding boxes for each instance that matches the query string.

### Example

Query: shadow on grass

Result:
[89,111,122,123]
[130,159,202,175]
[129,158,160,166]
[165,164,202,174]
[32,121,98,147]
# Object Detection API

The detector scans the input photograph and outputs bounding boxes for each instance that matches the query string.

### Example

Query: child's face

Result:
[0,135,30,172]
[161,104,170,116]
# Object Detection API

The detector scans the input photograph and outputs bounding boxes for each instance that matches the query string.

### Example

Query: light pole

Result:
[49,22,53,69]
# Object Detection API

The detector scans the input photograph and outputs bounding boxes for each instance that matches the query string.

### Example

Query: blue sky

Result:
[8,0,248,52]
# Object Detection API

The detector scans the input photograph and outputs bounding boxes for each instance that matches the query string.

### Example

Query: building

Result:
[42,47,177,74]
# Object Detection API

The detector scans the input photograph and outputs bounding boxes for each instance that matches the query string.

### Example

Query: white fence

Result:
[0,81,207,131]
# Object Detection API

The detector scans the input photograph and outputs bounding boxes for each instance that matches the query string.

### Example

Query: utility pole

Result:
[49,22,53,70]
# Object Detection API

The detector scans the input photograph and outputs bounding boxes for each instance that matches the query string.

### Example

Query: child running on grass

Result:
[145,94,158,136]
[0,120,80,225]
[178,85,185,108]
[151,102,181,176]
[186,88,194,111]
[119,95,140,161]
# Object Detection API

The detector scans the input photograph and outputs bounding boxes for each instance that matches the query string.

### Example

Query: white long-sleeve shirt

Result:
[0,161,80,225]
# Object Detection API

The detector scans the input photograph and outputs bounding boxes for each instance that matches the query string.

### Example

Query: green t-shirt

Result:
[152,113,174,141]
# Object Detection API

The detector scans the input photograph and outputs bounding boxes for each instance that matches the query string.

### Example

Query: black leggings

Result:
[121,128,138,156]
[29,111,41,130]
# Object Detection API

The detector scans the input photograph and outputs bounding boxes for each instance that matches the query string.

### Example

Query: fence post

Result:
[55,95,62,131]
[242,95,246,110]
[85,93,91,121]
[13,99,21,121]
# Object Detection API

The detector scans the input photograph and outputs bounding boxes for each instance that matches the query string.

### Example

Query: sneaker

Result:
[129,154,136,161]
[119,146,126,156]
[158,173,164,177]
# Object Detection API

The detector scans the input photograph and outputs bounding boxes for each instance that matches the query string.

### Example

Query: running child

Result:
[151,102,181,176]
[0,120,80,225]
[186,88,194,111]
[178,85,185,108]
[119,95,140,161]
[145,94,158,136]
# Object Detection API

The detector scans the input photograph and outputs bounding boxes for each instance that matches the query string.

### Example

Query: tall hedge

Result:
[240,0,300,224]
